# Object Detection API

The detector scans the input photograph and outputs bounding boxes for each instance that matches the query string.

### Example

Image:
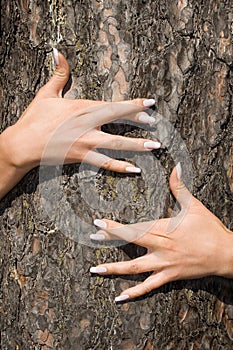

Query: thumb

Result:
[169,163,193,210]
[36,48,70,99]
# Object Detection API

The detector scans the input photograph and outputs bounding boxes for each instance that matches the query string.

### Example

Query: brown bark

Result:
[0,0,233,349]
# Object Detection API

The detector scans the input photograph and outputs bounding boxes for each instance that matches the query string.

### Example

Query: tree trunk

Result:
[0,0,233,349]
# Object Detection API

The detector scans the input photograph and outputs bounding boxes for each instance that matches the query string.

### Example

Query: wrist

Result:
[0,125,37,171]
[217,228,233,278]
[0,127,32,199]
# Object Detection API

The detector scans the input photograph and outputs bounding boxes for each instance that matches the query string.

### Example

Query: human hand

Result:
[90,164,233,301]
[0,49,160,173]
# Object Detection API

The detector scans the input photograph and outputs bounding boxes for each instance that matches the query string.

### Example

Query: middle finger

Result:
[85,130,161,152]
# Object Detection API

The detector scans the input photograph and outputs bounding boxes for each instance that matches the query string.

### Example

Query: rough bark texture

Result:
[0,0,233,349]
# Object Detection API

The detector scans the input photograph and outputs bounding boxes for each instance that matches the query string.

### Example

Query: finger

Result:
[92,218,166,248]
[88,131,160,151]
[70,98,155,114]
[91,218,170,243]
[83,150,142,174]
[74,99,155,128]
[90,253,161,276]
[93,218,169,238]
[169,163,193,210]
[135,111,156,125]
[122,98,156,109]
[121,98,156,124]
[57,98,155,123]
[114,271,170,301]
[36,49,70,99]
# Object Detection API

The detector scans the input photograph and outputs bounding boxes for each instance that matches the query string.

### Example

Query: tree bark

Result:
[0,0,233,349]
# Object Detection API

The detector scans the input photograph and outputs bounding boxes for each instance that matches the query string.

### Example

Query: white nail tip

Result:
[176,162,182,180]
[90,267,107,273]
[144,141,161,149]
[143,99,156,107]
[94,219,107,229]
[115,295,130,302]
[53,48,59,66]
[125,166,141,173]
[138,113,155,124]
[90,234,105,241]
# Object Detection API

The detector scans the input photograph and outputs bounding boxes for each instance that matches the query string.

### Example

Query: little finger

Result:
[115,271,170,301]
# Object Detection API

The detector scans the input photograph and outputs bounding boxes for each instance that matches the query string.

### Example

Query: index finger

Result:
[93,218,169,249]
[73,99,155,128]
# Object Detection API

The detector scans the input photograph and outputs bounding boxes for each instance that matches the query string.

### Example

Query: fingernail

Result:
[176,162,182,180]
[138,112,156,124]
[94,219,107,229]
[53,48,59,65]
[90,233,105,241]
[144,141,161,149]
[115,295,130,302]
[143,99,156,107]
[125,166,141,173]
[90,266,107,273]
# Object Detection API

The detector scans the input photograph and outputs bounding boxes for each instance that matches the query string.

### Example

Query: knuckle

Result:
[142,283,153,295]
[112,136,124,149]
[102,158,115,170]
[176,181,186,191]
[54,67,67,78]
[129,262,141,274]
[164,239,174,251]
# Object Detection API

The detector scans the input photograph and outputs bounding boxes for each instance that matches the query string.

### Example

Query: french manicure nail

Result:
[115,295,130,302]
[125,166,141,173]
[94,219,107,229]
[176,162,182,180]
[90,266,107,273]
[143,99,156,107]
[53,48,59,65]
[144,141,161,149]
[90,233,105,241]
[138,113,156,124]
